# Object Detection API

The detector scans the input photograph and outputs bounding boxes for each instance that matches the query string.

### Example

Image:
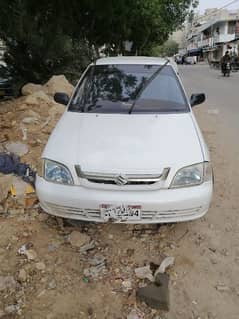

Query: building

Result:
[186,9,239,62]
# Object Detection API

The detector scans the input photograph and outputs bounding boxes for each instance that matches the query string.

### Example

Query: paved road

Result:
[165,65,239,319]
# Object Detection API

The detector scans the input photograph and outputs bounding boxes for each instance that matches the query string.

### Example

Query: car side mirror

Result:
[54,92,69,106]
[190,93,206,107]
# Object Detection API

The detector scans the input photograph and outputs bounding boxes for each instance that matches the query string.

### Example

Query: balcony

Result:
[214,34,236,43]
[198,37,214,48]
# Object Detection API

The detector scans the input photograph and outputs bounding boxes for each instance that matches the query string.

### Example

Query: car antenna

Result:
[128,58,170,114]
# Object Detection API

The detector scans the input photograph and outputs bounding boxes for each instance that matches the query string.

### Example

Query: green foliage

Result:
[0,0,197,83]
[151,39,179,57]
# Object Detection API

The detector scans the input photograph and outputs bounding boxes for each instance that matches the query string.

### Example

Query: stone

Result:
[127,309,144,319]
[18,269,27,282]
[35,262,46,271]
[21,83,43,96]
[48,279,57,290]
[137,273,169,311]
[0,276,17,292]
[88,254,106,266]
[154,257,175,276]
[22,117,39,124]
[135,265,154,282]
[43,75,74,97]
[5,305,18,314]
[80,241,95,253]
[5,142,29,156]
[122,280,132,292]
[25,249,37,261]
[216,285,231,292]
[0,175,13,202]
[68,231,91,248]
[25,91,52,106]
[0,310,5,318]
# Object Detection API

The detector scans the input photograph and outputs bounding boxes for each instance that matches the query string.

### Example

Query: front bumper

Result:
[36,176,213,224]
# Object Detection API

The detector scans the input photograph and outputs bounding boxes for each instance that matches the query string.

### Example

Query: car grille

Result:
[75,165,170,186]
[43,202,202,222]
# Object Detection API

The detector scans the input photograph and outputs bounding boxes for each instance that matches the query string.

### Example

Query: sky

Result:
[199,0,239,13]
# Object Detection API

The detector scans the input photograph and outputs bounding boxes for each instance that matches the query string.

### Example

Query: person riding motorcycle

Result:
[221,51,231,74]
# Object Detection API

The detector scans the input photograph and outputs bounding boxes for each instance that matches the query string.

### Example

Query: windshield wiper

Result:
[128,59,170,114]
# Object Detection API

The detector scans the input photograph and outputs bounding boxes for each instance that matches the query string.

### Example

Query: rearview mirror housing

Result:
[190,93,206,107]
[54,92,69,106]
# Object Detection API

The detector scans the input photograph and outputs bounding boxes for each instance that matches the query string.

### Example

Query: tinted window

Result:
[69,64,189,114]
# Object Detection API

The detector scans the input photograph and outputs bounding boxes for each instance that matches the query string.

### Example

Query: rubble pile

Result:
[0,75,74,213]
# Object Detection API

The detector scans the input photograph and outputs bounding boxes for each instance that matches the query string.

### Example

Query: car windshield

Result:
[69,64,189,114]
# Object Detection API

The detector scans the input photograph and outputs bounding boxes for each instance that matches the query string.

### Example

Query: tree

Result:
[0,0,198,83]
[151,39,179,57]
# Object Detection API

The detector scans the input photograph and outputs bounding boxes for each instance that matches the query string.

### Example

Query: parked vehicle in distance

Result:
[0,64,14,99]
[36,56,213,224]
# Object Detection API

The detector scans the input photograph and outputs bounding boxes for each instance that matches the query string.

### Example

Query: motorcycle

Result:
[222,62,231,77]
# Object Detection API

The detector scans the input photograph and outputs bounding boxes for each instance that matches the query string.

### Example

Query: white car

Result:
[36,56,213,224]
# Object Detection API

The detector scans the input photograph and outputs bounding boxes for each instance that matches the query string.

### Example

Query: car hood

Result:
[43,112,204,173]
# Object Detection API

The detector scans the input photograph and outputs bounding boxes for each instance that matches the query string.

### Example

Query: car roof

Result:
[95,56,169,66]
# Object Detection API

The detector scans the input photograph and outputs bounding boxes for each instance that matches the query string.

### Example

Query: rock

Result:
[22,117,39,124]
[21,83,43,96]
[5,305,18,314]
[48,279,57,290]
[0,175,13,202]
[127,309,144,319]
[44,75,74,97]
[25,91,52,106]
[137,273,169,311]
[80,241,95,253]
[35,262,46,271]
[0,310,5,318]
[0,276,17,292]
[154,257,175,276]
[25,249,37,261]
[135,265,154,282]
[89,254,105,266]
[18,269,27,282]
[122,280,132,292]
[68,231,91,248]
[216,285,231,292]
[5,141,29,156]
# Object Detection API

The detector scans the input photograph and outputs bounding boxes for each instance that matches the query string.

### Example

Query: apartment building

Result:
[187,9,239,62]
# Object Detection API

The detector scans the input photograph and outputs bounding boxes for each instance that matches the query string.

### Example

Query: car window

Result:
[69,64,189,114]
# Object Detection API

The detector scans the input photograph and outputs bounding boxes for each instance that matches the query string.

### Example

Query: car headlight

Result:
[43,159,74,185]
[170,162,212,188]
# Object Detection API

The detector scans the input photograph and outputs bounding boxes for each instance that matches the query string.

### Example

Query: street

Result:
[0,64,239,319]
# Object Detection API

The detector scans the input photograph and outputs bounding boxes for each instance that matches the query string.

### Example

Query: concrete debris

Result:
[25,91,52,106]
[154,257,175,276]
[18,244,37,261]
[35,262,46,271]
[5,304,19,315]
[127,309,144,319]
[68,231,91,248]
[5,142,29,156]
[22,116,39,124]
[44,75,74,97]
[0,175,13,202]
[80,241,95,254]
[21,83,43,96]
[48,279,57,290]
[216,285,231,292]
[18,269,27,282]
[135,265,154,282]
[88,254,106,266]
[0,276,17,292]
[137,273,169,311]
[122,280,132,292]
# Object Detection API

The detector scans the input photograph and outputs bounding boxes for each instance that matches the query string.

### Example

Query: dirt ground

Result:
[0,68,239,319]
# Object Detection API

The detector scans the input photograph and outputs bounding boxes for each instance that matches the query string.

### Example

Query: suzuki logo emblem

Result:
[115,175,128,186]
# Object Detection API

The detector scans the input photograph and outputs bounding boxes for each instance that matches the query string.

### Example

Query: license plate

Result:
[100,204,141,221]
